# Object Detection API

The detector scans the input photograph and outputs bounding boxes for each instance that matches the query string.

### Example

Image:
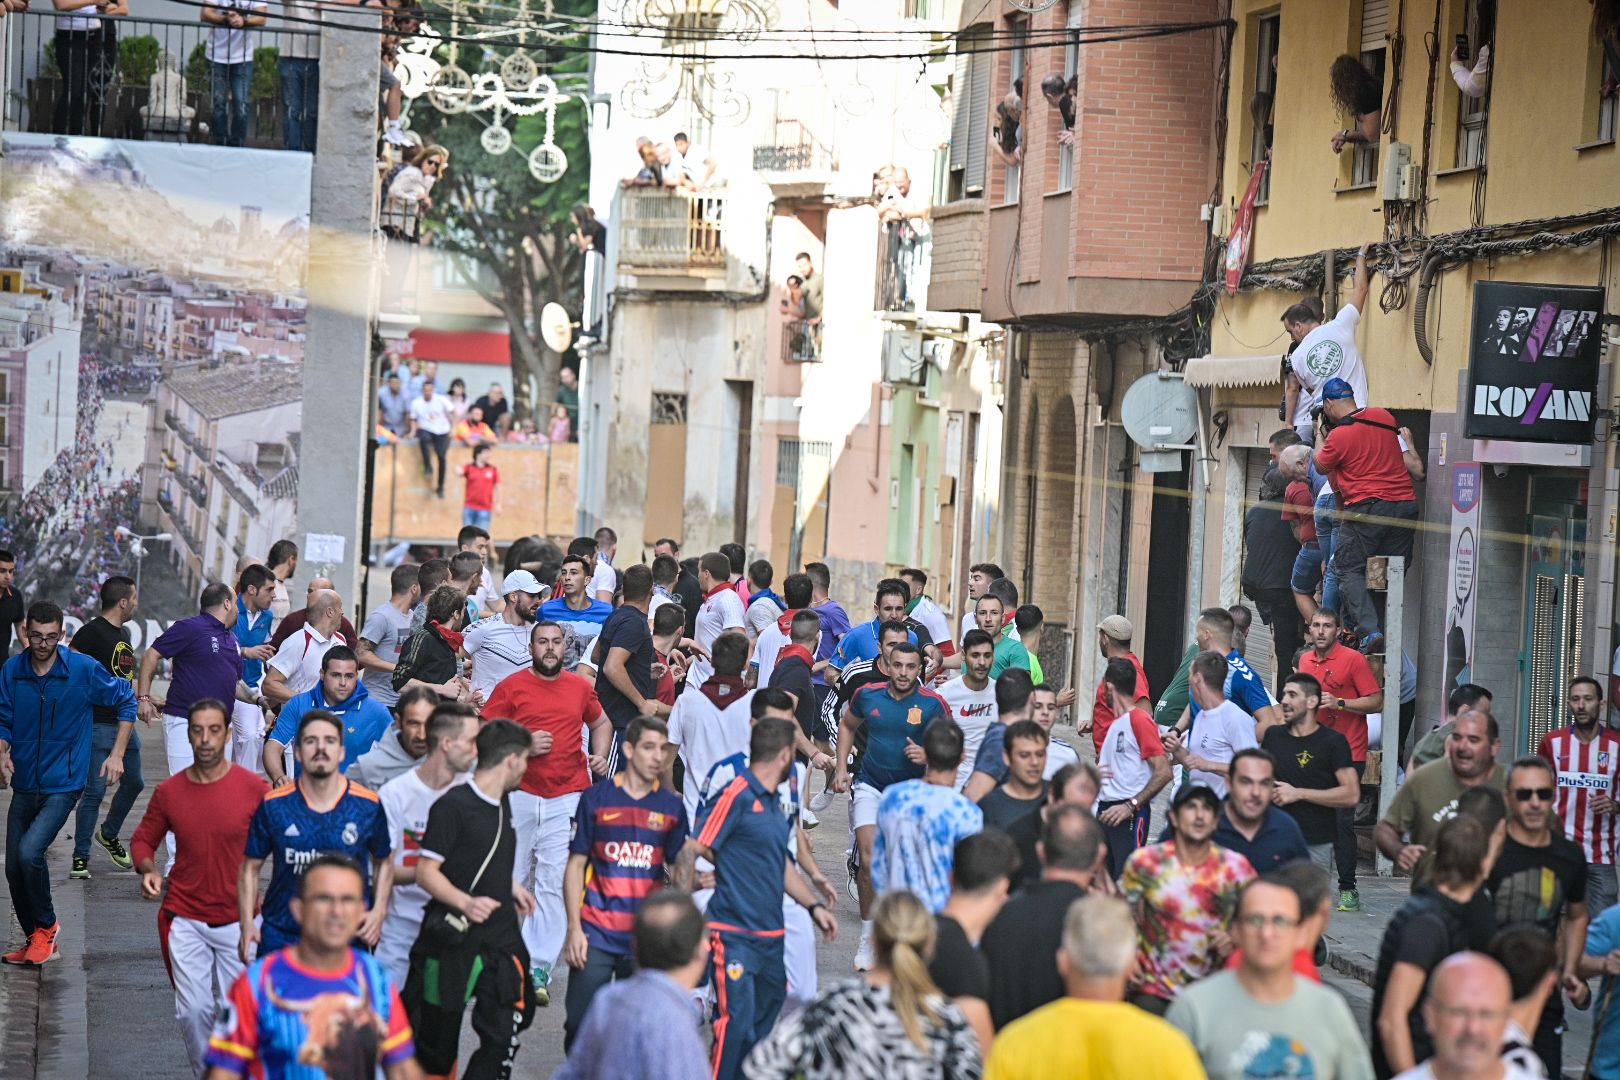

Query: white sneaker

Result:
[384,120,408,146]
[809,776,836,813]
[800,807,819,830]
[852,930,875,972]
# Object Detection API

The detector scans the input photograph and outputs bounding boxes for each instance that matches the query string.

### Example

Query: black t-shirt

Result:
[978,785,1046,834]
[419,783,522,950]
[1263,724,1354,844]
[72,616,135,724]
[0,588,23,652]
[1241,503,1299,593]
[1371,888,1472,1078]
[929,915,989,1002]
[768,654,817,742]
[592,605,656,730]
[1001,809,1044,892]
[981,879,1086,1030]
[1487,834,1588,938]
[472,394,509,430]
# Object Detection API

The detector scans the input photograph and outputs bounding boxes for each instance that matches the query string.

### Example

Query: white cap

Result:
[502,569,547,597]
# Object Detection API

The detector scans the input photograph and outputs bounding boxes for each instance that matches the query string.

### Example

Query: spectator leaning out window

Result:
[1327,54,1382,154]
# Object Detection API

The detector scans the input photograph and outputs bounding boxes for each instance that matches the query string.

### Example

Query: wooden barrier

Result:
[370,438,579,544]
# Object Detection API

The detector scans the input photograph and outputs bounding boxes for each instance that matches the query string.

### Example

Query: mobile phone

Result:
[1455,33,1469,61]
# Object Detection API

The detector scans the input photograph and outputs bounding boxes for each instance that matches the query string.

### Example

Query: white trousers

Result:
[375,917,418,991]
[163,714,194,868]
[511,789,580,974]
[163,914,245,1079]
[782,896,817,1015]
[229,699,265,776]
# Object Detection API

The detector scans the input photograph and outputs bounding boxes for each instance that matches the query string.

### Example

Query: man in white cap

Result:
[463,569,550,700]
[1086,615,1150,755]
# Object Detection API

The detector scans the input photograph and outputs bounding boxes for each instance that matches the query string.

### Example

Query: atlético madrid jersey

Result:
[1539,727,1620,865]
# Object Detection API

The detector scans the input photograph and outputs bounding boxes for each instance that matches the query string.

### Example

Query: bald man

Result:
[1399,953,1538,1080]
[267,576,358,653]
[260,590,351,707]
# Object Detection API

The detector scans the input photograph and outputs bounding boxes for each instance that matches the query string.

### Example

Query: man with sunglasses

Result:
[1484,756,1591,1076]
[1167,877,1373,1080]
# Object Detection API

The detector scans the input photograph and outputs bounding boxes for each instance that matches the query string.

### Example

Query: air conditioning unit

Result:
[882,328,926,385]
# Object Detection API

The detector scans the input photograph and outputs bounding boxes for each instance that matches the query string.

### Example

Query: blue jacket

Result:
[0,646,137,793]
[269,679,393,774]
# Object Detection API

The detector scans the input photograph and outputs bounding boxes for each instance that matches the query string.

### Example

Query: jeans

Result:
[1314,487,1341,614]
[210,61,252,147]
[278,57,319,152]
[5,788,81,934]
[462,507,492,528]
[1099,799,1152,879]
[562,945,635,1052]
[418,431,450,493]
[1334,760,1367,891]
[52,27,117,136]
[1335,498,1419,638]
[73,723,143,859]
[1591,864,1620,918]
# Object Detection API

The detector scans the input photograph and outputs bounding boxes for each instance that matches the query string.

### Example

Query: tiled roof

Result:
[166,363,303,420]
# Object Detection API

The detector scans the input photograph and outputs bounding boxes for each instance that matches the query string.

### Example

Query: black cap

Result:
[1171,784,1221,814]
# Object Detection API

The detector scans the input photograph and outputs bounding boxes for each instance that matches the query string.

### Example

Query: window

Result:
[1248,13,1280,204]
[1586,19,1619,144]
[1003,17,1028,205]
[650,392,688,425]
[1055,5,1082,192]
[1454,0,1490,167]
[947,25,993,199]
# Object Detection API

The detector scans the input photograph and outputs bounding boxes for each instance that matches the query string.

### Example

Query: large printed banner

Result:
[1441,463,1482,704]
[1466,280,1604,444]
[0,134,310,644]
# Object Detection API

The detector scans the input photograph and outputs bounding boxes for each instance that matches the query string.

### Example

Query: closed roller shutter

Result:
[1361,0,1389,52]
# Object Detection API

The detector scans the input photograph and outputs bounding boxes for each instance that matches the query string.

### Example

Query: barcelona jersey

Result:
[569,773,688,956]
[205,947,413,1079]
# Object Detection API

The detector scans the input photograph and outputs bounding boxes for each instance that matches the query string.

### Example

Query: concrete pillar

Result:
[294,6,380,610]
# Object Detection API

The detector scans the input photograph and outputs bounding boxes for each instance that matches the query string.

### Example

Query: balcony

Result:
[782,318,820,363]
[875,219,932,315]
[752,119,836,181]
[2,11,315,150]
[616,189,726,273]
[176,470,208,508]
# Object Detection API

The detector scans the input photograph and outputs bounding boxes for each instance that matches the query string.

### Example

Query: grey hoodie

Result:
[346,731,421,790]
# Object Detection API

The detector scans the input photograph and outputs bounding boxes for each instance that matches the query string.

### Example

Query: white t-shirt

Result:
[408,395,453,435]
[959,610,977,641]
[909,597,953,653]
[1394,1065,1540,1080]
[751,621,788,686]
[473,566,500,614]
[462,617,533,700]
[1043,737,1080,780]
[688,587,747,690]
[206,0,268,65]
[667,686,755,826]
[589,559,617,600]
[937,676,997,791]
[1099,708,1166,802]
[745,596,781,642]
[1184,699,1259,798]
[378,769,464,945]
[1290,304,1368,432]
[268,623,346,697]
[648,590,675,629]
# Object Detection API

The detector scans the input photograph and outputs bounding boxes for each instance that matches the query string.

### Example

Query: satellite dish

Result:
[540,302,577,353]
[1121,373,1199,450]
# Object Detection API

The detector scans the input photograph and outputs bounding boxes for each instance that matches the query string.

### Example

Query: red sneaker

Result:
[0,938,29,965]
[21,922,60,965]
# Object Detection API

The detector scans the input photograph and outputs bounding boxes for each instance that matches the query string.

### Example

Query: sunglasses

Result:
[1512,787,1554,802]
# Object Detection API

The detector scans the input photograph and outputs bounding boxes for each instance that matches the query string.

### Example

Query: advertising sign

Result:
[1440,464,1482,705]
[1465,280,1604,444]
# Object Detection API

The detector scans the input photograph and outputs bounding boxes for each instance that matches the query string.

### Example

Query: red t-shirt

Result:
[481,668,601,797]
[1296,643,1382,760]
[131,764,269,924]
[1091,651,1151,752]
[460,462,500,511]
[654,648,677,707]
[1225,946,1322,982]
[1313,408,1414,505]
[1283,480,1318,543]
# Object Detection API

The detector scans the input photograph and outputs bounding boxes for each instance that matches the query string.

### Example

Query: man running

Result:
[262,646,393,783]
[958,562,1003,642]
[1538,676,1620,916]
[898,568,952,664]
[936,629,997,791]
[1096,656,1172,877]
[376,701,479,988]
[0,601,136,966]
[464,570,546,701]
[1168,607,1280,736]
[1030,684,1079,777]
[131,699,268,1074]
[238,709,393,961]
[539,554,614,672]
[356,564,421,714]
[481,620,613,1003]
[562,715,689,1050]
[68,575,143,879]
[1088,615,1150,751]
[1165,650,1261,799]
[229,564,278,772]
[675,717,838,1080]
[139,583,259,776]
[831,579,929,677]
[834,641,950,970]
[205,854,419,1080]
[349,685,439,790]
[668,631,755,826]
[871,718,981,912]
[261,588,349,707]
[689,552,748,690]
[1265,672,1360,883]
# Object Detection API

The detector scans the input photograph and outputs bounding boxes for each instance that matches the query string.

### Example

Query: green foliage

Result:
[250,47,280,103]
[41,40,59,80]
[118,34,163,86]
[186,43,210,94]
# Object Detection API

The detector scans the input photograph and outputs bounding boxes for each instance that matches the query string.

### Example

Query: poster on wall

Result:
[0,134,310,645]
[1465,280,1604,444]
[1441,463,1482,705]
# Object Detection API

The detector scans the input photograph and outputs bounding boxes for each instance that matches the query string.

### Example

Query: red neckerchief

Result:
[703,580,735,602]
[432,620,465,653]
[699,674,748,708]
[777,643,815,668]
[776,607,805,635]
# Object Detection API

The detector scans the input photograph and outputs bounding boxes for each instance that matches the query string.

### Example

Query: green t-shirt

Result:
[991,633,1031,680]
[1409,719,1453,770]
[1166,971,1375,1080]
[1381,758,1507,886]
[1154,641,1199,727]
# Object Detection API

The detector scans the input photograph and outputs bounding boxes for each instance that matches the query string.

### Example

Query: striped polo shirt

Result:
[569,773,689,955]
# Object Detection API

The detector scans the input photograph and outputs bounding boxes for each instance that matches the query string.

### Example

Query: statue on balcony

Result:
[140,51,194,141]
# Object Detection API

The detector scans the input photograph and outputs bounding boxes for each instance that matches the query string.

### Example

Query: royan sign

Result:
[1465,280,1604,444]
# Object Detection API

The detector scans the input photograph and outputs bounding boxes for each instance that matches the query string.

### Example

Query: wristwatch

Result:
[1335,697,1347,710]
[1128,796,1140,810]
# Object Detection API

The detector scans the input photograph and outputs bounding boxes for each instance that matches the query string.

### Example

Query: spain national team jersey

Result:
[850,683,952,790]
[696,770,792,936]
[245,780,391,949]
[205,947,413,1079]
[570,773,689,956]
[1539,726,1620,864]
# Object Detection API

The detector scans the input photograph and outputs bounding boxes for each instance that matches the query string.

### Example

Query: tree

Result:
[411,0,591,421]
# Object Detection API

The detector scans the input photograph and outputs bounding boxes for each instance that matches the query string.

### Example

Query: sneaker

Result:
[1337,888,1361,913]
[21,923,60,965]
[853,930,875,972]
[530,963,551,1007]
[384,120,408,147]
[845,850,860,904]
[808,788,835,813]
[1,939,29,965]
[70,856,91,880]
[96,829,133,870]
[800,807,820,831]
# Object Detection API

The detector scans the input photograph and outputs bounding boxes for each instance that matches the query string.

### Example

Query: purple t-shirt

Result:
[151,611,243,718]
[811,599,851,688]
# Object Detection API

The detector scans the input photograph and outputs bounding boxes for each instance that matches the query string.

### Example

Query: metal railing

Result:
[782,317,819,363]
[616,189,727,270]
[752,119,835,175]
[2,12,316,150]
[875,219,932,313]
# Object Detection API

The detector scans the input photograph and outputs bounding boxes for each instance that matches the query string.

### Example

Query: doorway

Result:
[1519,474,1587,754]
[1143,457,1191,696]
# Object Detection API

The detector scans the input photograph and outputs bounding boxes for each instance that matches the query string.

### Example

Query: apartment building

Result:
[0,267,82,493]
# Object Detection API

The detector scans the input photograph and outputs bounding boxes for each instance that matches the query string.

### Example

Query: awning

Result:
[409,328,511,365]
[1182,354,1283,389]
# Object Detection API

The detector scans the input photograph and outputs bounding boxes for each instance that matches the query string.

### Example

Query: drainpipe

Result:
[1186,385,1213,641]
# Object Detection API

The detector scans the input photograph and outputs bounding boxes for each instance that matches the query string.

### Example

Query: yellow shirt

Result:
[985,998,1208,1080]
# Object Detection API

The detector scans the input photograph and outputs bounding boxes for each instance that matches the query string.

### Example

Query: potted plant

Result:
[248,45,281,147]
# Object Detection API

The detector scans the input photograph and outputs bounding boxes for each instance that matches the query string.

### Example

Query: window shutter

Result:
[949,39,973,172]
[964,28,991,194]
[1361,0,1389,52]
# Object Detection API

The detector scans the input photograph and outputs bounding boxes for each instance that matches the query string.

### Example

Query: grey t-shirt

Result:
[359,602,413,707]
[1166,970,1374,1080]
